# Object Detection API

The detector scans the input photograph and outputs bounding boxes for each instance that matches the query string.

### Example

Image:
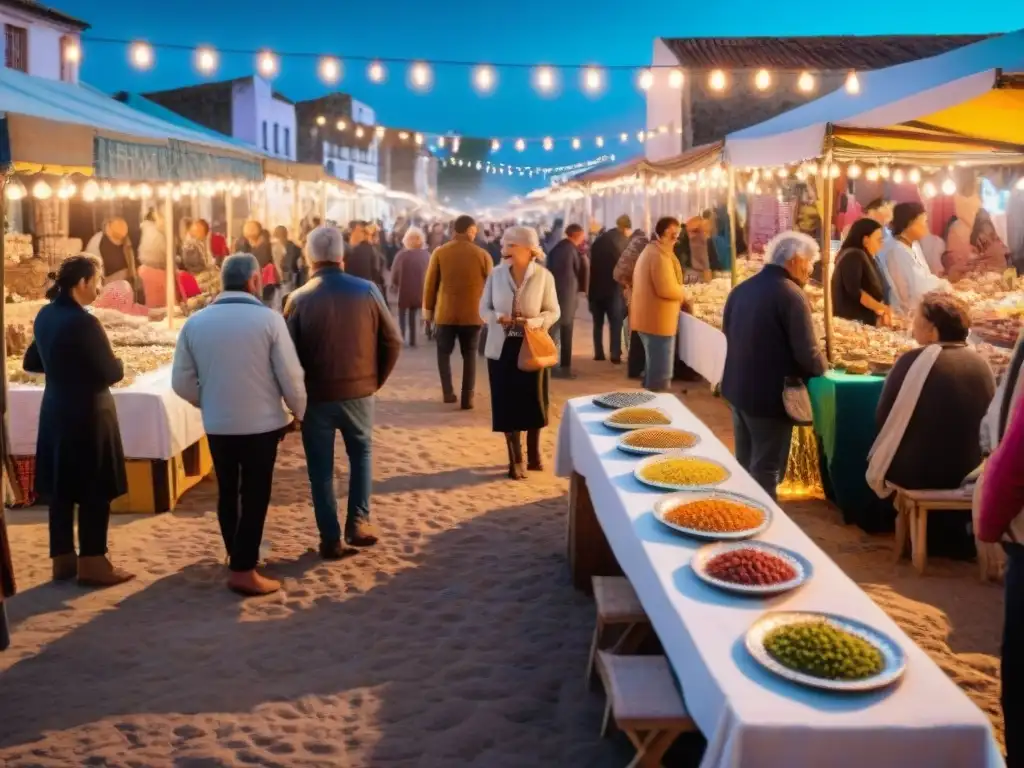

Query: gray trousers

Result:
[731,408,793,501]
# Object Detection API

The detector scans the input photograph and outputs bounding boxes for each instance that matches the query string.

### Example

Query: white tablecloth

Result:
[677,313,727,387]
[9,365,205,460]
[555,393,1003,768]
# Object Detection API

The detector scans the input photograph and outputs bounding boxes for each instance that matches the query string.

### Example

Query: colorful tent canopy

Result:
[0,68,262,181]
[726,30,1024,167]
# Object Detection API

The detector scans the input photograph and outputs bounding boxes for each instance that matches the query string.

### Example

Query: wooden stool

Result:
[892,486,973,575]
[596,652,696,768]
[587,576,650,686]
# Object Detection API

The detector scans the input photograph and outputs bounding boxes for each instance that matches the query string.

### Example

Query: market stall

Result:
[556,392,1003,768]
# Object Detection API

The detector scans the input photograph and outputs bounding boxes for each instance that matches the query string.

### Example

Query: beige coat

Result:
[629,242,685,336]
[423,235,493,325]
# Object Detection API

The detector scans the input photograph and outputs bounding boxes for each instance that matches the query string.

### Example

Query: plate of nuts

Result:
[691,540,811,595]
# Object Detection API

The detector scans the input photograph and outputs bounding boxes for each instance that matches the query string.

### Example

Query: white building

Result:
[0,0,87,83]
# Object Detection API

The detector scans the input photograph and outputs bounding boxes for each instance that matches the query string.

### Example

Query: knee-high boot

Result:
[505,432,527,480]
[526,429,544,471]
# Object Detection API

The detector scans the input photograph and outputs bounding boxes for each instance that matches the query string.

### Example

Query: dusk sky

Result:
[58,0,1024,200]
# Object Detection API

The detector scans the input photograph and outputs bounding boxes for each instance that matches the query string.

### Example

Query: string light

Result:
[4,180,26,201]
[452,136,460,154]
[474,65,496,93]
[865,167,880,182]
[196,47,218,76]
[257,50,278,78]
[410,62,432,89]
[375,125,386,138]
[922,181,937,198]
[535,66,555,93]
[63,40,81,64]
[892,168,905,184]
[319,57,342,85]
[942,177,957,195]
[368,61,386,83]
[847,163,862,179]
[31,180,52,200]
[1016,177,1024,191]
[437,136,445,148]
[636,131,645,143]
[543,137,553,151]
[595,136,604,148]
[845,71,861,94]
[909,168,922,184]
[315,115,326,126]
[490,138,501,152]
[620,132,628,143]
[57,180,77,200]
[515,138,526,151]
[414,133,424,145]
[708,70,727,91]
[572,137,581,149]
[638,69,654,91]
[130,41,154,69]
[335,119,347,131]
[754,69,772,91]
[879,165,891,179]
[828,163,840,179]
[82,180,100,202]
[797,71,816,93]
[355,126,365,138]
[583,67,603,93]
[668,69,684,89]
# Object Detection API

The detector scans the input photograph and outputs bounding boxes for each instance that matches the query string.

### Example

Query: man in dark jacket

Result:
[588,214,630,364]
[546,223,590,379]
[344,220,387,300]
[286,227,402,559]
[721,232,827,500]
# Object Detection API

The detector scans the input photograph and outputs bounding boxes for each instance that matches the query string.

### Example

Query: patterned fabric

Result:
[94,280,150,316]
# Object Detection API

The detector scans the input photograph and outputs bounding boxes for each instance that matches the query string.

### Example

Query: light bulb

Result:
[658,125,668,134]
[115,183,132,197]
[893,168,905,184]
[410,62,431,89]
[57,181,77,199]
[865,167,879,182]
[909,168,922,184]
[668,69,684,89]
[754,69,771,91]
[196,47,217,75]
[31,180,51,199]
[515,138,526,152]
[829,163,841,178]
[315,115,326,127]
[942,178,957,195]
[368,61,386,82]
[797,71,815,93]
[398,131,409,141]
[583,67,602,93]
[595,136,604,148]
[5,180,25,200]
[1016,177,1024,191]
[452,137,460,154]
[571,138,581,150]
[415,133,424,145]
[879,165,891,179]
[638,69,654,91]
[335,119,347,131]
[474,65,495,93]
[847,163,862,179]
[64,41,81,64]
[637,131,646,143]
[491,139,500,151]
[130,41,153,69]
[81,180,100,202]
[922,182,937,199]
[138,183,152,199]
[355,126,365,138]
[543,137,553,151]
[708,70,726,91]
[319,57,341,85]
[375,125,386,138]
[258,51,278,78]
[620,132,628,143]
[535,66,555,93]
[845,71,860,95]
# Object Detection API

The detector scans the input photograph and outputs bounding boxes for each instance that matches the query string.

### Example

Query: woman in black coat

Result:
[23,255,135,587]
[831,218,892,326]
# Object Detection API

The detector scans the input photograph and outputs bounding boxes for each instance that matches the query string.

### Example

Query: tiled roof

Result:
[661,35,994,70]
[0,0,89,30]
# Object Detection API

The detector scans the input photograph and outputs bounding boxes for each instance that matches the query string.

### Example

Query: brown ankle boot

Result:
[526,429,544,471]
[505,432,527,480]
[77,556,136,588]
[52,553,78,582]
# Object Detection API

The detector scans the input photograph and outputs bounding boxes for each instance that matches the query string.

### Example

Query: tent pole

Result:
[164,192,175,330]
[821,142,835,364]
[1,178,23,509]
[728,165,739,288]
[225,189,234,250]
[642,170,651,233]
[291,180,301,239]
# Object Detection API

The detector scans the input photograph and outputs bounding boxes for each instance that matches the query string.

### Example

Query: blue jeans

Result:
[301,397,374,544]
[638,332,675,391]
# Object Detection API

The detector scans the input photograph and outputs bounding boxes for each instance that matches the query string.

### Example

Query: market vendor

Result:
[876,202,950,315]
[868,291,993,557]
[137,207,179,308]
[831,218,892,327]
[85,218,137,286]
[180,219,213,274]
[945,191,1010,280]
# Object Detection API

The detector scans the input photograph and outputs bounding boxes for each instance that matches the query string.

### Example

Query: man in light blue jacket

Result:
[172,253,306,597]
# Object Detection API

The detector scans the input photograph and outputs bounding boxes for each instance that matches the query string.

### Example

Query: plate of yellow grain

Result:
[652,489,772,540]
[634,452,731,491]
[617,427,701,455]
[603,406,673,431]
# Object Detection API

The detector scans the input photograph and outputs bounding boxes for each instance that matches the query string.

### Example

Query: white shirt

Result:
[876,238,950,315]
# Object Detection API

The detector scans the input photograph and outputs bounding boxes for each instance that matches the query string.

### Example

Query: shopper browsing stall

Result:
[876,202,950,315]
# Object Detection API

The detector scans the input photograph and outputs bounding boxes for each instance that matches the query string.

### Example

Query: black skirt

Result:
[488,334,549,433]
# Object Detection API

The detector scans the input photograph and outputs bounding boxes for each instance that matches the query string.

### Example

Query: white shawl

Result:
[866,344,943,498]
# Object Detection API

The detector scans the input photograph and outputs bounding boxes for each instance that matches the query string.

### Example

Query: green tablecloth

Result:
[808,371,892,530]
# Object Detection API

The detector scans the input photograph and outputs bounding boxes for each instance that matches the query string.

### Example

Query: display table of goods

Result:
[5,307,211,514]
[555,392,1002,768]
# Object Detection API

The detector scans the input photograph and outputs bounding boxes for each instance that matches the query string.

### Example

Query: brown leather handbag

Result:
[518,323,558,372]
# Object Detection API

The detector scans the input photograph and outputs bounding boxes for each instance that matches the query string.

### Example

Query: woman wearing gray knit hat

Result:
[479,227,561,478]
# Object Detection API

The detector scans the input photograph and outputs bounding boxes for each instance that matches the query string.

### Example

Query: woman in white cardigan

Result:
[480,227,560,478]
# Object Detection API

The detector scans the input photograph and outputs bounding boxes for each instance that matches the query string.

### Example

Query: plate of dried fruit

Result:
[603,406,673,431]
[692,541,810,595]
[616,427,701,455]
[651,488,769,540]
[745,611,906,692]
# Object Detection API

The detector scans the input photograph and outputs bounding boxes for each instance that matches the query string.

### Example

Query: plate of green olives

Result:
[746,611,906,692]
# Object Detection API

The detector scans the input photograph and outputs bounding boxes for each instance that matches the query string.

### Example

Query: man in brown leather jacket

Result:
[285,226,402,559]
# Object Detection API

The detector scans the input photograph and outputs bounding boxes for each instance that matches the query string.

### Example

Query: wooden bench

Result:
[892,486,973,575]
[596,652,696,768]
[587,576,650,687]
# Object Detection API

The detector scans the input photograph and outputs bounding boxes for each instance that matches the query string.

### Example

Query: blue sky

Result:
[60,0,1024,201]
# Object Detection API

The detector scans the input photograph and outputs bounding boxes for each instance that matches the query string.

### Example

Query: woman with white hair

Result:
[390,226,431,346]
[720,230,827,499]
[480,226,560,479]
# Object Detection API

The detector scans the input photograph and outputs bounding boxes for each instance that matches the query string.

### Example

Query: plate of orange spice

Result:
[652,489,772,540]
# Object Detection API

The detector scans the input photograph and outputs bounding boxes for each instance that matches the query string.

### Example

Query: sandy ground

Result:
[0,308,1005,767]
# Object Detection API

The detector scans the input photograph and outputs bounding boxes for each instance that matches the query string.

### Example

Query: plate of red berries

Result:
[692,541,811,596]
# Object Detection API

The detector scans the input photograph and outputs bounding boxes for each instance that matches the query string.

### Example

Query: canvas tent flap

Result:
[725,30,1024,167]
[0,67,262,181]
